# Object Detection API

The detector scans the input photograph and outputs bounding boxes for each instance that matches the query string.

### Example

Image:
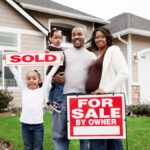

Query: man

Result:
[52,27,96,150]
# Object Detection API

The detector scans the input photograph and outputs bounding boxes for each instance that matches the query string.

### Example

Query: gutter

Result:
[20,2,110,24]
[117,34,132,105]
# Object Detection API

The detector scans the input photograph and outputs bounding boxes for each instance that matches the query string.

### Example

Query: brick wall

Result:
[132,85,140,104]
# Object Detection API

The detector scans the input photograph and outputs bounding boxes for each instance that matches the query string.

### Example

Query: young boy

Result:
[46,28,65,113]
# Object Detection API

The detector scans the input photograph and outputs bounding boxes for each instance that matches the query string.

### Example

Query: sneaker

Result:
[49,102,61,113]
[46,101,50,106]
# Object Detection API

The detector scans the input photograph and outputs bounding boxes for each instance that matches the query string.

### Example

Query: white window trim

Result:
[0,51,21,90]
[0,29,21,89]
[0,26,44,37]
[0,31,21,50]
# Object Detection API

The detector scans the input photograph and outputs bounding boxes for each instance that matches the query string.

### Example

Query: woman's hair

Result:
[32,69,43,87]
[90,27,113,50]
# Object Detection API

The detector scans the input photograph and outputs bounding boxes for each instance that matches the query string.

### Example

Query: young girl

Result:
[46,28,65,113]
[7,64,59,150]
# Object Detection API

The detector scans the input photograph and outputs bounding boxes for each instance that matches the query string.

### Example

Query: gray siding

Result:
[0,0,38,31]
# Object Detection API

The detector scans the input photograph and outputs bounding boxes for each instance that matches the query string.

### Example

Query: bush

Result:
[11,107,21,115]
[0,89,14,112]
[126,104,150,117]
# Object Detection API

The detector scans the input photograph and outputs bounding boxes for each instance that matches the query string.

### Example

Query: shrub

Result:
[0,89,14,112]
[126,104,150,117]
[11,107,21,115]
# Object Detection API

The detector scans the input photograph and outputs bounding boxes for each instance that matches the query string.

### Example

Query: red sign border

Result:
[5,51,63,66]
[67,93,126,139]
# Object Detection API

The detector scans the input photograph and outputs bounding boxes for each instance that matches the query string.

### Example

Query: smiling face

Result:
[71,27,86,49]
[95,31,107,50]
[25,71,41,90]
[50,30,62,46]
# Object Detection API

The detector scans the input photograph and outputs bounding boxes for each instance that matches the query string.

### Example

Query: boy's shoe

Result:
[47,102,61,113]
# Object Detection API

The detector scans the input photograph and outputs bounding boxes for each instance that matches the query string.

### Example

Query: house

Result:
[104,13,150,105]
[0,0,108,107]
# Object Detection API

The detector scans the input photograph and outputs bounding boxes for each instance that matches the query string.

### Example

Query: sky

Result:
[53,0,150,20]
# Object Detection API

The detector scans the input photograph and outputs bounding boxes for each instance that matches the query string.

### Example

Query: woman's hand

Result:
[53,72,65,84]
[91,88,106,94]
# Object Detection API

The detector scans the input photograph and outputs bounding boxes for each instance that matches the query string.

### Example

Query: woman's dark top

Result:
[85,51,106,94]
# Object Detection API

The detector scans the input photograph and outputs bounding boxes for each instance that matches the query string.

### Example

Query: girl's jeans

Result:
[21,123,44,150]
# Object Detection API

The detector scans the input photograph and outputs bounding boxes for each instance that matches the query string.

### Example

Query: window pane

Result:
[4,66,17,87]
[0,52,2,86]
[0,32,17,47]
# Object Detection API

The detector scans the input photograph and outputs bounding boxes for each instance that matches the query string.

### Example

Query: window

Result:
[0,31,19,88]
[0,32,17,47]
[49,20,86,49]
[4,66,17,87]
[0,50,17,88]
[51,24,73,43]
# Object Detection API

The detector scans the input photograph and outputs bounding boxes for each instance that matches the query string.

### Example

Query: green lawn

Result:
[0,113,150,150]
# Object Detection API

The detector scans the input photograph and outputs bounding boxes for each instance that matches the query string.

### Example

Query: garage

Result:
[138,49,150,104]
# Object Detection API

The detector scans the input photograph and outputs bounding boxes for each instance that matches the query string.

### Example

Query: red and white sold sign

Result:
[5,52,63,66]
[67,94,126,139]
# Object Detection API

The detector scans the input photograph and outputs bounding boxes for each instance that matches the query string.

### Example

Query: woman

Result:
[85,27,129,150]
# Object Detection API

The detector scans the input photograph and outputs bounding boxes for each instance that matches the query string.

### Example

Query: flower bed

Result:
[0,139,13,150]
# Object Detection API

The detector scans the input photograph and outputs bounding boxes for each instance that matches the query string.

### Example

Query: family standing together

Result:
[4,26,128,150]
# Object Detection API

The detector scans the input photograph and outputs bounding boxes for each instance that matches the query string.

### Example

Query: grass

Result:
[0,113,150,150]
[125,117,150,150]
[0,112,79,150]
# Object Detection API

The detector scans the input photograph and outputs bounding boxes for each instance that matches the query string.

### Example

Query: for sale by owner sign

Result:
[67,94,126,139]
[5,52,63,66]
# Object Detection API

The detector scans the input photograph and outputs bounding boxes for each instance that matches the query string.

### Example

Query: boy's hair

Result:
[48,28,62,38]
[32,69,43,87]
[47,28,62,44]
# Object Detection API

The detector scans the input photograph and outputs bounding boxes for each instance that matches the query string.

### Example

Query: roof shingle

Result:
[105,13,150,34]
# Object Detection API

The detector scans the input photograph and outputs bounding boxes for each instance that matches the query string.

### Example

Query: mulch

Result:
[0,140,13,150]
[0,111,16,116]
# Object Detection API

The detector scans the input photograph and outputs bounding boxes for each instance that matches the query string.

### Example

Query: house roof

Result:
[104,13,150,37]
[14,0,109,24]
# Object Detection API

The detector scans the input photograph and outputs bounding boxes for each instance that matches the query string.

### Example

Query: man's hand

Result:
[53,72,65,84]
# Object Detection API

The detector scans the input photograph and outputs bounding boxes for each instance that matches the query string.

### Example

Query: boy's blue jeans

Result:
[49,83,64,103]
[52,93,89,150]
[21,123,44,150]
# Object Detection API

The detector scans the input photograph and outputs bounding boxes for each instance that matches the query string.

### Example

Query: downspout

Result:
[118,34,132,105]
